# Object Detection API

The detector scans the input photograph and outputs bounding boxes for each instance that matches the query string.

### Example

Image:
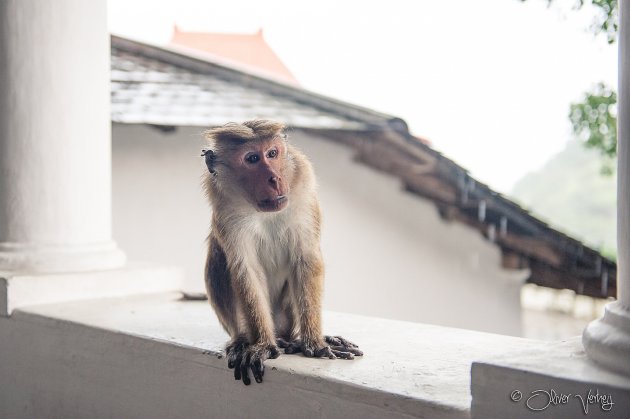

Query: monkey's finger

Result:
[330,349,354,360]
[233,352,244,380]
[330,345,364,356]
[268,345,281,359]
[339,337,358,348]
[240,353,252,385]
[227,351,236,369]
[242,360,252,386]
[227,348,240,369]
[325,336,359,348]
[314,346,336,359]
[252,358,264,383]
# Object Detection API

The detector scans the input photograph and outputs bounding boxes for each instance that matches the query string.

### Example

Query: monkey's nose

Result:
[269,175,280,185]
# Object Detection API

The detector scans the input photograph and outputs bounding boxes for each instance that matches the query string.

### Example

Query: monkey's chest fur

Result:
[247,211,300,337]
[252,212,293,302]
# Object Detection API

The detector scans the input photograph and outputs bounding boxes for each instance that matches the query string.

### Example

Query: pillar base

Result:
[0,241,126,273]
[0,263,184,316]
[583,301,630,377]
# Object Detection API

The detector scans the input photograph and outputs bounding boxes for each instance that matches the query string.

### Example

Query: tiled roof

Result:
[170,27,299,85]
[111,36,389,130]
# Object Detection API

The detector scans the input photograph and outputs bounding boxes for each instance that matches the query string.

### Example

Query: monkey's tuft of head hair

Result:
[205,120,287,149]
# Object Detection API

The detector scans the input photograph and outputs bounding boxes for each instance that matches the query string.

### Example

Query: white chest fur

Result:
[252,210,293,302]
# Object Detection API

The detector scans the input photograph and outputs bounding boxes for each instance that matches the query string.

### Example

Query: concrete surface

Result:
[471,337,630,418]
[0,292,545,418]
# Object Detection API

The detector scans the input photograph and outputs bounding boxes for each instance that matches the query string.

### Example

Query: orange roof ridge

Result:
[170,26,299,86]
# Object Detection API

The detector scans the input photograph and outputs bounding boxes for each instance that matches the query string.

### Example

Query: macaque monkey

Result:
[202,120,362,385]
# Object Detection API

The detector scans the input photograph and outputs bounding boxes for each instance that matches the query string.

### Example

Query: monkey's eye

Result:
[267,149,278,158]
[245,154,260,164]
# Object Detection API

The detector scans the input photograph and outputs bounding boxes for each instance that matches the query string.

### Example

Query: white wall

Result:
[112,124,526,336]
[112,124,209,294]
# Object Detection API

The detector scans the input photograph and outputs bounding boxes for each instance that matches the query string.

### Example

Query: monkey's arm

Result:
[288,251,363,360]
[229,258,280,384]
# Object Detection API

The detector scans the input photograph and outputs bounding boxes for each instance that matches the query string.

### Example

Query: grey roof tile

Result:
[111,46,369,130]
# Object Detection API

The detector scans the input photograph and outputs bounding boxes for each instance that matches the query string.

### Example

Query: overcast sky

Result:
[108,0,617,194]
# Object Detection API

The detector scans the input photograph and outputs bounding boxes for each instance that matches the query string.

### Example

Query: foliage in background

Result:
[520,0,618,170]
[514,0,618,257]
[569,83,617,173]
[519,0,618,42]
[583,0,619,44]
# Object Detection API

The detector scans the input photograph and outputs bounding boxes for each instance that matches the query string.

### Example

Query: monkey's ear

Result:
[201,148,216,174]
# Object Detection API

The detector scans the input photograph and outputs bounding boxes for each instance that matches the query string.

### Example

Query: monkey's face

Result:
[230,138,290,212]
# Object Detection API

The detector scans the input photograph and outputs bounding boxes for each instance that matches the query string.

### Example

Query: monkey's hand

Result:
[282,336,363,359]
[231,342,280,385]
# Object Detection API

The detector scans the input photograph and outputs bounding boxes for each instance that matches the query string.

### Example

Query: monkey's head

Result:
[204,120,293,213]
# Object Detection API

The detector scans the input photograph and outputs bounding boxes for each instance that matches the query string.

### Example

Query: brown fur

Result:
[203,120,362,385]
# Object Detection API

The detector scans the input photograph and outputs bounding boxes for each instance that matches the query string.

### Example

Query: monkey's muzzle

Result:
[257,195,288,212]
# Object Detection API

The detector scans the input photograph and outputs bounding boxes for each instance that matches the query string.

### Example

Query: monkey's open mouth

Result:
[258,195,288,212]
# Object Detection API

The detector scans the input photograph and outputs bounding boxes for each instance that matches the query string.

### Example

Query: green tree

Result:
[569,83,617,173]
[520,0,618,169]
[520,0,618,42]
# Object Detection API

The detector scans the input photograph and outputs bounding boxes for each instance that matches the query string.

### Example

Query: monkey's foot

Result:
[231,342,280,385]
[325,335,362,352]
[276,337,301,353]
[281,336,363,359]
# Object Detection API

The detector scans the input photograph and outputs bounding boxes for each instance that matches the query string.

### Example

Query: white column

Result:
[0,0,125,272]
[583,0,630,375]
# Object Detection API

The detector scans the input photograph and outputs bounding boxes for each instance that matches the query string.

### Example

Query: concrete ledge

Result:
[0,264,184,316]
[0,292,546,418]
[471,338,630,418]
